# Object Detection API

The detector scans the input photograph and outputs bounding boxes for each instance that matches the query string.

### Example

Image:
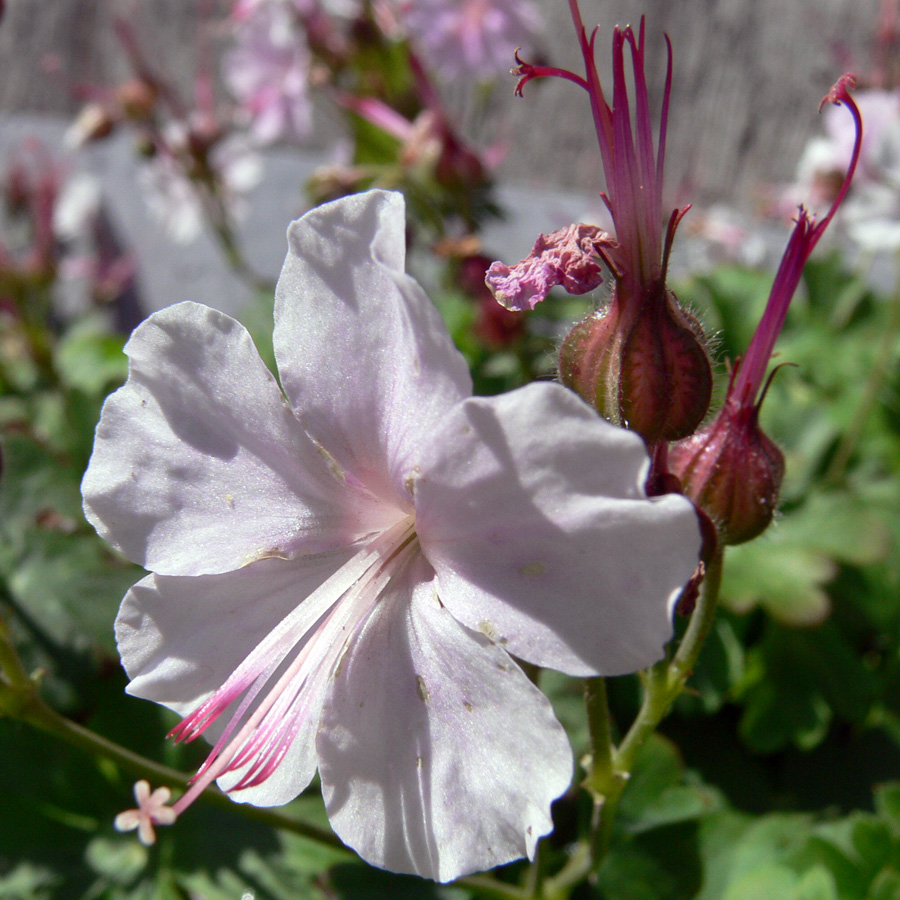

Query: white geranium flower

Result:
[82,190,700,880]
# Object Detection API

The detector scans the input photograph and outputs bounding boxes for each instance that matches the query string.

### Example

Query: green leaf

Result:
[541,670,589,761]
[0,433,84,533]
[4,528,141,654]
[736,620,878,753]
[53,318,127,398]
[852,817,893,872]
[677,615,746,714]
[0,862,59,900]
[722,536,835,626]
[596,821,704,900]
[698,812,812,900]
[869,867,900,900]
[875,784,900,836]
[324,862,470,900]
[794,866,840,900]
[721,863,800,899]
[779,492,892,568]
[617,735,722,834]
[84,836,148,884]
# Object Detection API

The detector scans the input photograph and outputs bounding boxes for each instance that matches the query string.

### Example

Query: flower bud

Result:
[669,398,784,545]
[559,280,712,444]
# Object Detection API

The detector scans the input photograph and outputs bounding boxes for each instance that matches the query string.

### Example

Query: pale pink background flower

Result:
[792,89,900,251]
[394,0,541,82]
[224,0,314,144]
[138,130,261,243]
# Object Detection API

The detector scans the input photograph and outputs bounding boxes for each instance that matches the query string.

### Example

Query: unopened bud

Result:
[669,399,784,545]
[559,280,712,443]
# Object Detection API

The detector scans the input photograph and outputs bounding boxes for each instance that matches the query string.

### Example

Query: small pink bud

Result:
[671,75,861,545]
[559,280,712,444]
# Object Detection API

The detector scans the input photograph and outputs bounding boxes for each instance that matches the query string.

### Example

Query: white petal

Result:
[116,552,351,807]
[116,551,351,717]
[317,553,572,882]
[415,383,702,676]
[272,190,472,506]
[83,301,394,576]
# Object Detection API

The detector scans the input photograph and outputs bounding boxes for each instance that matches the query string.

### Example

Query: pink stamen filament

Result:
[565,4,670,283]
[166,518,418,820]
[169,518,417,747]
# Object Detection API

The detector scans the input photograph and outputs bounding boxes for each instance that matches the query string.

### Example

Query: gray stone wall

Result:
[0,0,881,206]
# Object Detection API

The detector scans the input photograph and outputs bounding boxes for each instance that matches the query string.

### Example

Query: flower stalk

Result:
[550,551,723,890]
[500,4,712,444]
[671,76,862,544]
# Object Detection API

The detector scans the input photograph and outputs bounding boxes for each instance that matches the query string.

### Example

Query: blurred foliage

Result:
[2,194,900,900]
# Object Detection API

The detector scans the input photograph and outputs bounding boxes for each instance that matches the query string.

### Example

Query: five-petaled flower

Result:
[82,190,701,881]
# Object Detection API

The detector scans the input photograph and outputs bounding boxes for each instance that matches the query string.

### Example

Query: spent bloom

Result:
[488,4,712,444]
[671,77,863,545]
[82,190,701,880]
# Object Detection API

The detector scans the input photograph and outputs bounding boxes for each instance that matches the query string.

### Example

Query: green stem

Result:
[540,840,590,900]
[582,676,622,871]
[456,874,529,900]
[583,677,614,796]
[574,553,724,884]
[0,614,33,713]
[201,181,275,296]
[618,553,723,767]
[523,834,545,899]
[19,693,348,850]
[2,626,524,900]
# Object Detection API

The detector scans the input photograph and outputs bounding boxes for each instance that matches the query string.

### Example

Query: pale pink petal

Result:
[317,553,572,882]
[415,382,702,677]
[272,190,472,507]
[83,302,394,576]
[116,552,353,807]
[115,552,352,716]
